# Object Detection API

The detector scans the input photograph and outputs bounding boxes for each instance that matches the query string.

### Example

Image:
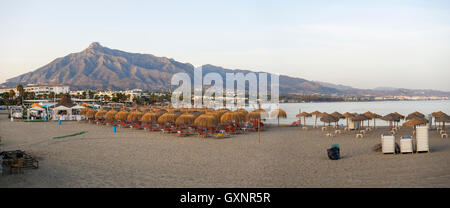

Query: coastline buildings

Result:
[0,84,70,95]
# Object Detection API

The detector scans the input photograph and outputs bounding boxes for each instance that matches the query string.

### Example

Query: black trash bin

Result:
[327,144,340,160]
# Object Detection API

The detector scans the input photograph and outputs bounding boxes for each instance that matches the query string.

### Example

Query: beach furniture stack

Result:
[381,134,396,154]
[416,126,429,153]
[400,136,413,154]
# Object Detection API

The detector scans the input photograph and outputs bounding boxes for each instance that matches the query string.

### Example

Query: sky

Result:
[0,0,449,91]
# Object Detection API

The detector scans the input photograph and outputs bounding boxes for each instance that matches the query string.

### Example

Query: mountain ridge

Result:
[2,42,450,97]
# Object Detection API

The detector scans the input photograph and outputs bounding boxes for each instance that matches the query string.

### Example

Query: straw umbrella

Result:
[105,110,118,121]
[432,111,445,129]
[95,109,107,120]
[220,111,242,124]
[175,113,196,126]
[320,115,339,134]
[114,111,129,122]
[319,112,329,127]
[86,109,98,120]
[141,112,158,124]
[194,114,218,129]
[370,113,382,129]
[363,111,373,127]
[127,111,143,123]
[352,114,369,132]
[343,112,354,129]
[435,114,450,132]
[381,113,399,130]
[270,109,287,127]
[247,109,268,143]
[157,112,178,125]
[310,111,321,128]
[331,112,344,128]
[296,112,311,127]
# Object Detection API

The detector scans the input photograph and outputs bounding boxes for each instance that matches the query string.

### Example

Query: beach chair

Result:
[321,127,327,131]
[356,133,364,138]
[400,136,413,154]
[10,158,25,174]
[416,126,430,153]
[381,134,395,154]
[442,133,448,138]
[334,129,341,134]
[197,129,211,138]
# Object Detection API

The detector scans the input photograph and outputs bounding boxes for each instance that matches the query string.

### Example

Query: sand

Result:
[1,116,449,188]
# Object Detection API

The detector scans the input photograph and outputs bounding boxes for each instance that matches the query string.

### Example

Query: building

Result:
[0,84,70,95]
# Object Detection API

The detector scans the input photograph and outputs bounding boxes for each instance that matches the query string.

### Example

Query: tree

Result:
[49,92,55,100]
[8,90,15,100]
[16,85,25,98]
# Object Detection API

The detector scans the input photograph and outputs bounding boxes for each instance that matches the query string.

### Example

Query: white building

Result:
[0,84,70,95]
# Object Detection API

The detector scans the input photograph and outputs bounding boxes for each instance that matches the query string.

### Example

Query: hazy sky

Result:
[1,0,449,91]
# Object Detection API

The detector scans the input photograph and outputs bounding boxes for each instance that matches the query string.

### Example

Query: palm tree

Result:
[8,90,15,100]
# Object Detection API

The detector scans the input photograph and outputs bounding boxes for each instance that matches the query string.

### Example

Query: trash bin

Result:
[327,144,340,160]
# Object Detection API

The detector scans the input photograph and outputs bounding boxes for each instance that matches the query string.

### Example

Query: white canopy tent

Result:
[52,106,72,121]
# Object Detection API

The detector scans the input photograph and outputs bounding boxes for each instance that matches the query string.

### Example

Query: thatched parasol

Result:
[331,112,344,127]
[86,109,98,119]
[432,111,445,129]
[194,114,218,128]
[141,112,159,123]
[80,108,89,116]
[270,109,287,126]
[175,113,196,126]
[370,113,382,128]
[220,111,243,124]
[127,111,143,122]
[352,114,369,130]
[320,115,339,126]
[95,109,108,120]
[155,109,168,117]
[105,110,118,121]
[320,115,339,134]
[296,112,311,127]
[310,111,321,128]
[343,112,354,128]
[114,111,129,121]
[157,112,178,124]
[435,114,450,131]
[406,111,425,120]
[56,94,75,108]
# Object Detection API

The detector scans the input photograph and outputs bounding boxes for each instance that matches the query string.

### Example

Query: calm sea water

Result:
[259,100,450,126]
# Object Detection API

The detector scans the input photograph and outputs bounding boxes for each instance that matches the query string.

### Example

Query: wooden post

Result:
[258,118,261,143]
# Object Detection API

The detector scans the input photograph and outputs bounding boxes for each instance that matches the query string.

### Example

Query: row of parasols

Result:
[295,110,450,130]
[79,106,288,128]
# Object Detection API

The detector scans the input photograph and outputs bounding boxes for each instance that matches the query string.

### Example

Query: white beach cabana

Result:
[52,105,72,121]
[27,106,46,120]
[71,105,86,121]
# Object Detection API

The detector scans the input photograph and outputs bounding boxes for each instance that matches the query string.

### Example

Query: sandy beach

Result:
[1,115,449,188]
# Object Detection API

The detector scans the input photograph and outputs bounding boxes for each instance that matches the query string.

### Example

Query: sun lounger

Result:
[381,134,395,154]
[442,133,448,138]
[197,129,211,138]
[335,130,341,134]
[416,126,429,153]
[400,136,413,154]
[356,133,364,138]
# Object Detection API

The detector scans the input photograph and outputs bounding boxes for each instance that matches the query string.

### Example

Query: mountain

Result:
[2,42,450,97]
[2,42,337,94]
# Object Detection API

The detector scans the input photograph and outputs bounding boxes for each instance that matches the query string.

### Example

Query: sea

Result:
[257,100,450,126]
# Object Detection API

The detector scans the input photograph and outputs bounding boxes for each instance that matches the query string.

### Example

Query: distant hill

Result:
[2,42,450,97]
